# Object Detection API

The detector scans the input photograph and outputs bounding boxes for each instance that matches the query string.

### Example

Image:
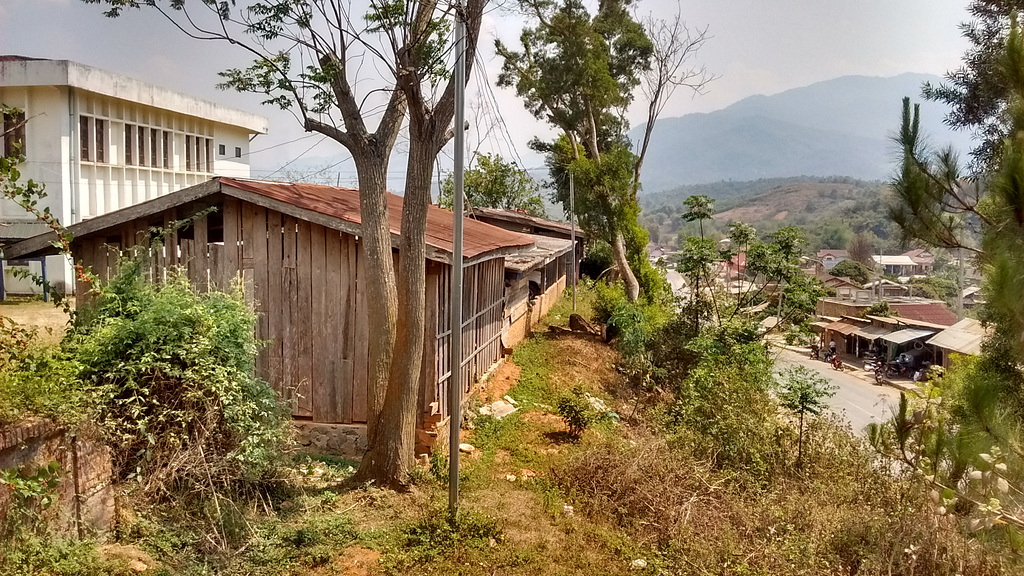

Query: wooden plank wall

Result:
[430,257,507,421]
[70,200,374,424]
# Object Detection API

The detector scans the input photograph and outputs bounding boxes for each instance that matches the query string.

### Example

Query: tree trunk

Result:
[357,128,436,487]
[352,150,399,484]
[612,231,640,302]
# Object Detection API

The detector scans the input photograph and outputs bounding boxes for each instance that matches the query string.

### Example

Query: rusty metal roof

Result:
[824,319,865,336]
[469,206,583,239]
[5,178,535,263]
[890,302,957,326]
[221,178,534,260]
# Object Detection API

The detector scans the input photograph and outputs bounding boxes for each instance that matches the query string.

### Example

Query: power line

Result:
[262,136,329,178]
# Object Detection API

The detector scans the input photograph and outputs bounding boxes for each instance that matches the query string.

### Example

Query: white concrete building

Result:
[1,55,268,295]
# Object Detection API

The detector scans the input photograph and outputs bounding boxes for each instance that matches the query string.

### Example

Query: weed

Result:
[557,385,598,439]
[382,508,502,571]
[0,461,62,542]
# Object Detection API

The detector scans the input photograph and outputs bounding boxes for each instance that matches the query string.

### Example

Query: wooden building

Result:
[469,206,583,275]
[502,235,574,348]
[6,177,535,454]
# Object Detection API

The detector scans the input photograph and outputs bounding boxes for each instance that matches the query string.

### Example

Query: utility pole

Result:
[957,246,965,321]
[448,4,466,518]
[570,172,576,312]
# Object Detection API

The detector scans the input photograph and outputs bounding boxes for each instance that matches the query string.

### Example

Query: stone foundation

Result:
[292,422,368,459]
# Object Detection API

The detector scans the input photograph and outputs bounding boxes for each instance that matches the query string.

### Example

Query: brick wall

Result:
[0,419,113,537]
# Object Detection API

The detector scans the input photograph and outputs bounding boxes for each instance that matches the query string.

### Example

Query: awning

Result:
[854,325,891,339]
[824,319,863,336]
[927,318,988,356]
[881,328,935,345]
[810,320,832,333]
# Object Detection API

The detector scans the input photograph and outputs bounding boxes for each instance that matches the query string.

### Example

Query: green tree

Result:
[885,19,1024,531]
[829,259,870,285]
[777,365,836,464]
[438,153,545,217]
[82,0,490,487]
[682,194,715,238]
[497,0,711,301]
[922,0,1019,171]
[678,235,719,329]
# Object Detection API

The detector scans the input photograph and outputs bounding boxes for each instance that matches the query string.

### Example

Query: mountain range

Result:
[632,73,975,193]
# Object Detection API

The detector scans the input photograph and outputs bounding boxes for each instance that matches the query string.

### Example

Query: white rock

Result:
[630,559,648,570]
[562,504,574,517]
[458,443,475,454]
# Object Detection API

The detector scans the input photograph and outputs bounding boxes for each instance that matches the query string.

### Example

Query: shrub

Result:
[557,386,598,439]
[66,260,288,488]
[665,320,782,478]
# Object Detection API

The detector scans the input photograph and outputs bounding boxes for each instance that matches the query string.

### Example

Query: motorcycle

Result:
[864,358,885,383]
[830,355,844,371]
[885,362,910,379]
[809,345,820,360]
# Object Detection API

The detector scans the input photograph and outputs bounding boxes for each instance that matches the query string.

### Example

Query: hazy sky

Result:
[0,0,971,184]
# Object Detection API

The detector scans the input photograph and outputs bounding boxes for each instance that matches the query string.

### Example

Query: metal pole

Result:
[448,5,466,518]
[957,246,965,320]
[569,172,576,312]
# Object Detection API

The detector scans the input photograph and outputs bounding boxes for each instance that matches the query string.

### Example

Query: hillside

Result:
[640,176,894,251]
[632,73,974,192]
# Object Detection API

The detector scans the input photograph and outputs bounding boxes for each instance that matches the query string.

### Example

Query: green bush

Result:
[66,260,288,486]
[665,320,783,478]
[557,385,598,439]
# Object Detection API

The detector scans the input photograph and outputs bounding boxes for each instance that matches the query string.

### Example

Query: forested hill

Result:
[640,176,895,251]
[631,73,974,193]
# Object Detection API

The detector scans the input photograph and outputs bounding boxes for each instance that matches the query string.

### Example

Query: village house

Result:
[927,318,990,369]
[816,248,848,272]
[0,55,267,297]
[4,177,572,457]
[902,248,935,275]
[872,254,918,277]
[816,296,957,327]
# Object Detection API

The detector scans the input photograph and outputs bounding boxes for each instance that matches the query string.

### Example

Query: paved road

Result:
[775,348,901,435]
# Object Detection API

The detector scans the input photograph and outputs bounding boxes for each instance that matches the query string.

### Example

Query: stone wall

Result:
[0,419,113,537]
[292,422,367,460]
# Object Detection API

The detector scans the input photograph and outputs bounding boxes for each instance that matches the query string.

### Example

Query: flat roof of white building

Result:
[872,254,917,266]
[0,55,268,134]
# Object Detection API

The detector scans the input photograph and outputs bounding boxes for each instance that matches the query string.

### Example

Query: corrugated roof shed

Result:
[824,319,865,336]
[882,328,936,345]
[927,318,988,356]
[503,235,574,273]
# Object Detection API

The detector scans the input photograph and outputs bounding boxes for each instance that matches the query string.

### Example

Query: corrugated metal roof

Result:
[469,206,580,237]
[891,302,957,326]
[504,235,574,273]
[824,319,864,336]
[927,318,988,356]
[220,178,535,260]
[4,178,536,262]
[0,221,51,241]
[854,325,891,339]
[881,328,936,345]
[873,255,917,266]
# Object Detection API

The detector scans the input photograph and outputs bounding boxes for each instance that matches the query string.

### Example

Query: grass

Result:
[6,284,1019,575]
